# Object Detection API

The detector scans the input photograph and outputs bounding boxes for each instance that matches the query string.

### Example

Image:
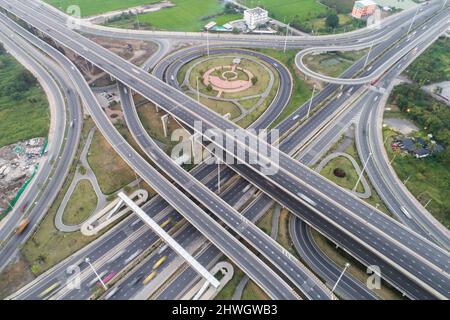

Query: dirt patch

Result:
[0,255,34,299]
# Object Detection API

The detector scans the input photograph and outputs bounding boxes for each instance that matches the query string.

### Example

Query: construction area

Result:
[0,137,46,215]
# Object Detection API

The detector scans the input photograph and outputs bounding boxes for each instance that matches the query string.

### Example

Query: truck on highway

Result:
[123,249,142,265]
[16,218,30,235]
[142,271,157,285]
[153,256,167,270]
[297,193,317,207]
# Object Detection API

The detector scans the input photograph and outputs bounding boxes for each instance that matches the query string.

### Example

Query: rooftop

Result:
[244,7,268,16]
[355,0,377,7]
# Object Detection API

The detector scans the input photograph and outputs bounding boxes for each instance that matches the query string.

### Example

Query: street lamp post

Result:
[354,152,372,191]
[306,84,317,119]
[217,158,221,194]
[85,258,107,290]
[363,41,375,69]
[283,24,289,53]
[404,175,411,185]
[331,262,350,299]
[196,77,200,103]
[407,7,419,35]
[389,153,397,165]
[206,29,210,56]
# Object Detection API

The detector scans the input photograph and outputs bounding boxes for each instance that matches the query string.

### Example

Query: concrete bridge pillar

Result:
[161,114,169,138]
[190,132,203,164]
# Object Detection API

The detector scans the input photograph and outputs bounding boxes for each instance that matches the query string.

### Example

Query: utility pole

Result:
[306,84,316,119]
[331,263,350,299]
[354,152,372,191]
[85,258,107,290]
[135,10,141,30]
[424,199,432,208]
[443,0,448,10]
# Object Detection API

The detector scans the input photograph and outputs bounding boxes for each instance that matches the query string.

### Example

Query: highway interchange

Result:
[0,0,449,301]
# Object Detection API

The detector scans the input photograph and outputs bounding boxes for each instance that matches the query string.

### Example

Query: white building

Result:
[244,7,269,30]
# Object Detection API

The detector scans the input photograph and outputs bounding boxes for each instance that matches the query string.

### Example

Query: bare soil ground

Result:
[0,254,34,299]
[59,34,158,86]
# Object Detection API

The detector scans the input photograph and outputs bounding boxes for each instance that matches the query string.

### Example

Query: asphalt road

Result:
[0,21,82,272]
[1,0,448,300]
[0,11,299,300]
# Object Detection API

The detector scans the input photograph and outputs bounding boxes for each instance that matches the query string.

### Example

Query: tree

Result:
[0,43,5,55]
[325,12,339,29]
[251,76,258,85]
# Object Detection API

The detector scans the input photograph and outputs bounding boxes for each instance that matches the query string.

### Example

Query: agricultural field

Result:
[319,0,355,13]
[0,46,49,147]
[106,0,241,32]
[45,0,158,17]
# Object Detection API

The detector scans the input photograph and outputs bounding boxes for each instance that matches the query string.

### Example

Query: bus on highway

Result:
[102,272,116,284]
[152,256,167,270]
[38,281,61,299]
[142,271,157,285]
[160,217,172,229]
[16,218,30,235]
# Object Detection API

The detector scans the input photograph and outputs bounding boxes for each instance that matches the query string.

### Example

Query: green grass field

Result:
[0,51,49,147]
[87,128,136,195]
[106,0,241,32]
[45,0,158,17]
[320,156,365,193]
[383,128,450,229]
[62,179,98,226]
[238,0,326,22]
[319,0,354,13]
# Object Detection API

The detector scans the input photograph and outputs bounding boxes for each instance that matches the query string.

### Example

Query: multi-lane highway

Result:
[0,22,82,272]
[1,0,448,300]
[0,10,303,300]
[3,0,449,299]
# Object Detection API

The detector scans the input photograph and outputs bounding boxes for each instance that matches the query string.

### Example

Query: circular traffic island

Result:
[178,53,280,127]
